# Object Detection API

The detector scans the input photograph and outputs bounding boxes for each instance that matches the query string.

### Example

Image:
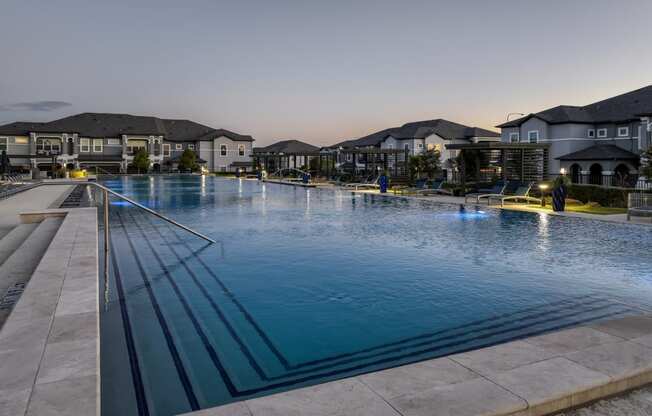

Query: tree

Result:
[132,148,150,173]
[178,149,198,172]
[408,149,441,180]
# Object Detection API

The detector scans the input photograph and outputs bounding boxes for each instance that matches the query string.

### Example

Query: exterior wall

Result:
[198,141,213,170]
[0,135,31,156]
[2,129,254,173]
[212,136,252,172]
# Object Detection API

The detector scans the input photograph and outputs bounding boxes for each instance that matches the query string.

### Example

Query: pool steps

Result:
[0,218,63,328]
[185,316,652,416]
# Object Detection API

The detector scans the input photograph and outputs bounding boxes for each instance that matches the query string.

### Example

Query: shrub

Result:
[565,184,645,208]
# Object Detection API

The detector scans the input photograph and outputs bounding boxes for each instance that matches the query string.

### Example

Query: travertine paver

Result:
[389,377,527,416]
[564,340,652,380]
[449,340,555,376]
[589,315,652,339]
[0,208,99,416]
[358,357,478,399]
[523,326,624,354]
[489,357,611,415]
[245,378,401,416]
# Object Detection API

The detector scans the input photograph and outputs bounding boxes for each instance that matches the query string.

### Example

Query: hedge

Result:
[565,184,647,208]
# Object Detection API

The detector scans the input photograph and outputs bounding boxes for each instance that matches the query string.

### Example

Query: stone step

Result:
[0,217,63,328]
[0,223,39,267]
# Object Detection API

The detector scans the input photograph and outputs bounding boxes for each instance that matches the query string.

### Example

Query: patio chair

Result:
[392,178,427,195]
[464,180,508,204]
[342,175,380,190]
[488,182,541,206]
[415,179,453,196]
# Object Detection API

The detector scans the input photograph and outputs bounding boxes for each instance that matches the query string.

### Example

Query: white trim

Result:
[106,138,120,146]
[188,144,195,150]
[92,139,103,153]
[162,143,171,157]
[527,130,539,143]
[597,128,607,138]
[509,132,519,143]
[175,144,182,150]
[238,144,245,156]
[617,126,629,137]
[219,144,228,156]
[80,138,91,153]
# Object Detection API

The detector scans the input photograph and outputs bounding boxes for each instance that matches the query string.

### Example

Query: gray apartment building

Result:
[0,113,254,174]
[331,119,500,178]
[497,85,652,185]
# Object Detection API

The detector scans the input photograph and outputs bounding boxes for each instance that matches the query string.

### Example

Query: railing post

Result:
[103,189,110,308]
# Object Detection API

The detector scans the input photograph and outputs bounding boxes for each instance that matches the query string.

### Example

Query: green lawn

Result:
[563,205,626,215]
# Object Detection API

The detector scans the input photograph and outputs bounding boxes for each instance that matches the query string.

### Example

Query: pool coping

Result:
[182,314,652,416]
[0,207,99,416]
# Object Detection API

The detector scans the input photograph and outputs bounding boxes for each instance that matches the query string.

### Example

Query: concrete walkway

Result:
[186,315,652,416]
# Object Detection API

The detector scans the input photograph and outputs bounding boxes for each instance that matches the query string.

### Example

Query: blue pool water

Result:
[100,176,652,416]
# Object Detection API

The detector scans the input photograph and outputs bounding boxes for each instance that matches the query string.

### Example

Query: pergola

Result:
[335,147,410,178]
[253,150,332,176]
[446,142,550,186]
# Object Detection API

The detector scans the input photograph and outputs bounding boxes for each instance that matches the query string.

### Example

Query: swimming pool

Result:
[99,176,652,416]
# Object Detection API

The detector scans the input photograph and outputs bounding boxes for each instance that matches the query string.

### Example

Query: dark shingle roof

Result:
[254,139,320,154]
[0,113,253,142]
[331,119,498,149]
[498,85,652,128]
[0,121,47,135]
[556,144,640,161]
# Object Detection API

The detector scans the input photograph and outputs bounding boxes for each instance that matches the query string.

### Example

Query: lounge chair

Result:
[464,181,508,204]
[415,179,453,196]
[342,175,380,190]
[488,183,541,206]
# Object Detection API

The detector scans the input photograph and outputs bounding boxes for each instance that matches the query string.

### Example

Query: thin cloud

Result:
[0,101,72,112]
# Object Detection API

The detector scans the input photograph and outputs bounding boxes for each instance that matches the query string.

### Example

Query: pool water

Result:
[99,176,652,416]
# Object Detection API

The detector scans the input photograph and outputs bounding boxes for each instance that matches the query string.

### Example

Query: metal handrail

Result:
[33,181,216,244]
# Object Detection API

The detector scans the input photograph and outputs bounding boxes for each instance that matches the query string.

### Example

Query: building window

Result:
[528,131,539,143]
[509,132,519,143]
[0,137,7,152]
[175,144,182,150]
[93,139,103,153]
[417,143,424,149]
[587,129,595,138]
[163,144,171,157]
[597,128,607,138]
[617,127,629,137]
[238,144,245,156]
[188,144,195,150]
[449,150,458,159]
[36,138,62,154]
[80,138,90,152]
[14,137,28,144]
[107,138,120,145]
[126,140,147,154]
[220,144,227,156]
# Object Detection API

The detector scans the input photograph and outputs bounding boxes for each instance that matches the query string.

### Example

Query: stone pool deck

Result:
[186,315,652,416]
[0,207,99,416]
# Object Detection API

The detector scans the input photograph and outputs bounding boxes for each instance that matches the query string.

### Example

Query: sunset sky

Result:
[2,0,652,146]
